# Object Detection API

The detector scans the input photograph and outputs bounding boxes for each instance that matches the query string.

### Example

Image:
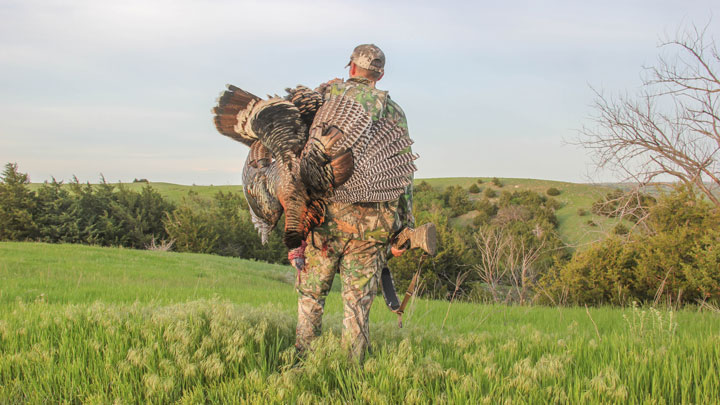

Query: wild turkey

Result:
[212,84,418,267]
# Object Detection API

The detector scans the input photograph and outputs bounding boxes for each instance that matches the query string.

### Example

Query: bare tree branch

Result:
[580,22,720,210]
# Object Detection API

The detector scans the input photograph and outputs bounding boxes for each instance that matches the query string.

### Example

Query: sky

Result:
[1,0,718,185]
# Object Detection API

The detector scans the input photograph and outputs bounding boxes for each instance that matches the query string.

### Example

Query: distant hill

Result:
[29,177,628,247]
[417,177,625,247]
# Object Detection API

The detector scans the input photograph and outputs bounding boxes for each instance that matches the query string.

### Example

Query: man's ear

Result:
[377,72,384,81]
[349,62,357,76]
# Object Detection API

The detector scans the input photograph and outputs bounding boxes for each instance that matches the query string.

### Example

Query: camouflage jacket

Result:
[313,77,415,244]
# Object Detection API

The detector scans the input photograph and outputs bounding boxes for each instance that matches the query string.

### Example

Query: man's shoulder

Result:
[385,96,405,115]
[383,95,407,129]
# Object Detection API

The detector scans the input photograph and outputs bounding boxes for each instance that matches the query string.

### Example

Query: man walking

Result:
[295,44,414,360]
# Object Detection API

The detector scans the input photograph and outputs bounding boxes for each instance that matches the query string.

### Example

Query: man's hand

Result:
[291,257,305,272]
[288,241,307,272]
[390,246,406,257]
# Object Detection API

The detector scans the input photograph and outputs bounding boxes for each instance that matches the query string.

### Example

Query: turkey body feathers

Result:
[330,114,417,204]
[285,85,324,126]
[242,159,283,244]
[213,85,418,250]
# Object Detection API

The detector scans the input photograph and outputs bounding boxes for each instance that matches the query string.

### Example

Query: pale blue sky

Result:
[1,0,718,184]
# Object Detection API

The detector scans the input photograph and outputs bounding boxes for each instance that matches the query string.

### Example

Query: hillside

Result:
[27,181,241,205]
[29,177,626,247]
[418,177,626,247]
[1,242,718,403]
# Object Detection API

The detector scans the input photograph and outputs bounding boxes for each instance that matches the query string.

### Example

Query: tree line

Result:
[0,163,287,264]
[2,163,718,306]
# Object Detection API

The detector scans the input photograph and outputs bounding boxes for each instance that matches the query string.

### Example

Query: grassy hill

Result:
[418,177,624,247]
[1,242,718,403]
[29,177,627,247]
[27,181,241,204]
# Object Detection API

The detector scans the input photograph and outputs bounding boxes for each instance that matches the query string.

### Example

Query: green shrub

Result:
[577,208,588,216]
[613,223,629,235]
[491,177,503,187]
[441,186,473,216]
[416,180,433,192]
[0,163,37,241]
[546,187,560,196]
[484,188,497,199]
[468,183,480,194]
[0,163,175,248]
[472,212,490,227]
[164,191,286,263]
[542,187,720,305]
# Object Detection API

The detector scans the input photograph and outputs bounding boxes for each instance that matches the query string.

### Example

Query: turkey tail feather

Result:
[248,99,308,162]
[285,85,323,126]
[212,84,260,147]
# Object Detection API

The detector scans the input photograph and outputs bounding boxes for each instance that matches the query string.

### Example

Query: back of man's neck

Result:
[348,76,376,88]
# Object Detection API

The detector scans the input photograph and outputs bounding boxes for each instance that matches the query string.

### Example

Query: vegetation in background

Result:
[5,164,720,306]
[541,187,720,306]
[0,163,38,241]
[164,191,287,263]
[390,182,566,302]
[0,163,286,264]
[591,188,656,225]
[1,163,173,248]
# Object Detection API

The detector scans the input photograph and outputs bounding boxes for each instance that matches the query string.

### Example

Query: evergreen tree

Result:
[0,163,37,240]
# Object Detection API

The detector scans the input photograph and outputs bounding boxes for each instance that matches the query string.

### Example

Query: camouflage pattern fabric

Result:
[295,233,386,360]
[295,77,414,360]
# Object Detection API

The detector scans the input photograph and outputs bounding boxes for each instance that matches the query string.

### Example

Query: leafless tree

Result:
[581,22,720,209]
[473,226,548,304]
[473,226,510,303]
[145,237,175,252]
[590,188,655,234]
[505,236,547,304]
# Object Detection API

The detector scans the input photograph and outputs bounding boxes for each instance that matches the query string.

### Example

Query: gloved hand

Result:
[291,257,305,272]
[288,240,307,272]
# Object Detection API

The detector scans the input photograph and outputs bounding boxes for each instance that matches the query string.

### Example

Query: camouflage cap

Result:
[346,44,385,74]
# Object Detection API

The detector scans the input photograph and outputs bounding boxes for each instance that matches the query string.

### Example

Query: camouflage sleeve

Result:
[314,78,344,98]
[385,96,415,229]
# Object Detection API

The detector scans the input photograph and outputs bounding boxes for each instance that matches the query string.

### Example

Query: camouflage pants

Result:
[295,232,386,360]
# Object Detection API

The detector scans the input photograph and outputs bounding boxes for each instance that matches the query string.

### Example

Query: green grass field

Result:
[1,242,719,403]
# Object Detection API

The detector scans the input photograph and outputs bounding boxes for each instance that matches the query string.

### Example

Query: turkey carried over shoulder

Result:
[212,84,418,262]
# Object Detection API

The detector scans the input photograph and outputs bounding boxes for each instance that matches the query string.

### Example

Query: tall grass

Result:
[1,242,719,403]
